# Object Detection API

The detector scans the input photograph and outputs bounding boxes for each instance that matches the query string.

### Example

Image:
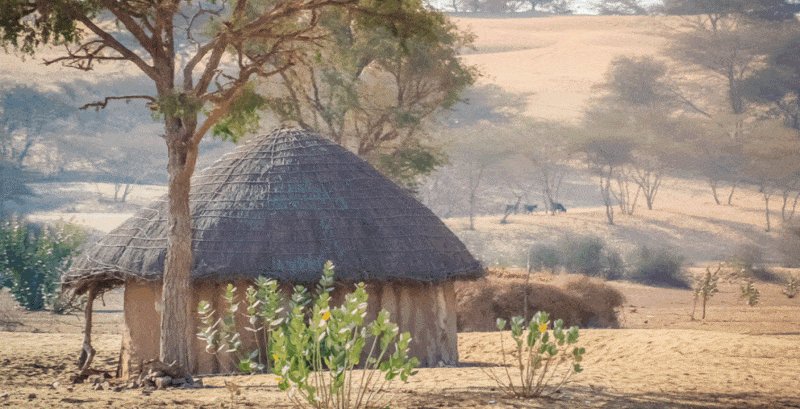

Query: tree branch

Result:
[72,13,158,80]
[80,95,157,111]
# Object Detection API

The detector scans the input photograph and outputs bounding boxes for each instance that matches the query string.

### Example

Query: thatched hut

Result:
[63,128,482,377]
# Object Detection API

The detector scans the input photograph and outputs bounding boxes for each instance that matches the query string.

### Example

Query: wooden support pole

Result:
[78,286,98,374]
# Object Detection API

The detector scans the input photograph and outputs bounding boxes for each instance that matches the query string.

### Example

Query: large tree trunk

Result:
[160,118,199,377]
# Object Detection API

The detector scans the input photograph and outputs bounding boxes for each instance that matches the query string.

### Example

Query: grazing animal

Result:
[550,202,567,213]
[523,204,538,213]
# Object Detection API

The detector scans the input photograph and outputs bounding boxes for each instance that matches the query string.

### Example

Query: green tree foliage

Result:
[662,0,800,22]
[0,219,85,311]
[744,33,800,131]
[594,0,648,15]
[453,0,573,13]
[263,1,476,189]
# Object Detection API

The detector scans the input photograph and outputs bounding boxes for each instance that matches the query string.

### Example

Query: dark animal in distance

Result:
[550,202,567,213]
[523,204,538,213]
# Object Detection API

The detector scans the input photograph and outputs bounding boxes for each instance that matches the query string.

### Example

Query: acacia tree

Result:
[0,86,73,167]
[744,33,800,132]
[261,4,476,189]
[742,121,800,231]
[0,0,421,377]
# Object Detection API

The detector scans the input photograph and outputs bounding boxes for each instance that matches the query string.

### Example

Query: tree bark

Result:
[763,190,772,233]
[727,181,737,206]
[709,179,721,205]
[160,118,199,377]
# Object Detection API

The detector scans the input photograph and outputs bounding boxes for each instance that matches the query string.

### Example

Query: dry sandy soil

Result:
[1,272,799,409]
[454,15,685,122]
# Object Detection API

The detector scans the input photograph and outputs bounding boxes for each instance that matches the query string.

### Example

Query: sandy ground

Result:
[1,273,798,408]
[454,15,685,122]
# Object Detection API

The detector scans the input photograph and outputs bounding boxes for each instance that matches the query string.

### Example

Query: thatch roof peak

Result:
[64,128,482,293]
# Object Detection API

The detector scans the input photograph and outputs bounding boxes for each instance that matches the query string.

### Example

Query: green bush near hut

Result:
[488,311,586,398]
[0,218,85,311]
[197,261,419,409]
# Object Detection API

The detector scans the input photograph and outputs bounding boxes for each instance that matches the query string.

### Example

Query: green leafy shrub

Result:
[488,312,585,398]
[784,275,798,299]
[197,261,419,408]
[740,280,760,307]
[0,219,85,310]
[627,246,688,288]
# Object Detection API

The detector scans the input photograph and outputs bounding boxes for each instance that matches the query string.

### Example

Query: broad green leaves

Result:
[196,261,418,408]
[489,311,585,398]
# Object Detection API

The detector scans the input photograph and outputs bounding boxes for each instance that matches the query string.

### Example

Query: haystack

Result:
[63,128,483,377]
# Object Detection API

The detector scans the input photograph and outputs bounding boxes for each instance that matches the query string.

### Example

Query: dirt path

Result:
[1,329,798,408]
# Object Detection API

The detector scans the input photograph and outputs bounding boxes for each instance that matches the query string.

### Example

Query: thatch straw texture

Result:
[64,128,482,293]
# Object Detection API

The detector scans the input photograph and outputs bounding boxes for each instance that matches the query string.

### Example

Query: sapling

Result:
[784,275,798,299]
[740,280,760,307]
[692,264,720,320]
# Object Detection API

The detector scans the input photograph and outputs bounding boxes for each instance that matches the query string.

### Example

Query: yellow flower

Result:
[322,311,331,321]
[276,377,283,384]
[272,353,280,362]
[538,323,548,334]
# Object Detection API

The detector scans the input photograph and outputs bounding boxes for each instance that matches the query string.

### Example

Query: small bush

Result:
[528,244,560,273]
[529,235,625,279]
[627,246,688,288]
[784,275,799,299]
[692,265,720,320]
[740,280,760,307]
[488,311,585,398]
[559,236,605,277]
[601,249,626,280]
[728,244,782,283]
[198,262,418,409]
[0,219,85,310]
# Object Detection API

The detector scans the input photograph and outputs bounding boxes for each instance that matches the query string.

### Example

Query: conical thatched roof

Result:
[64,128,482,294]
